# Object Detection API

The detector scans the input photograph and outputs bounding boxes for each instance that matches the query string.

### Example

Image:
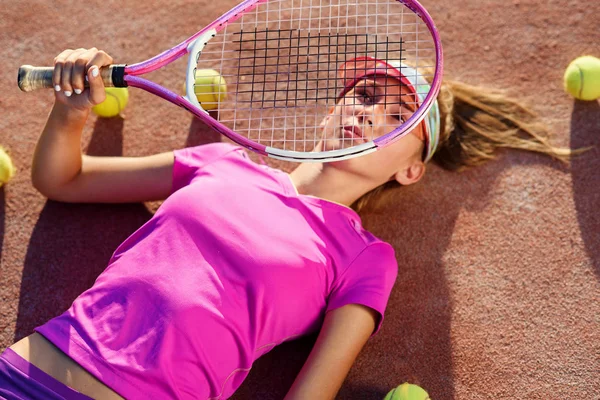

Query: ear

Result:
[394,161,426,186]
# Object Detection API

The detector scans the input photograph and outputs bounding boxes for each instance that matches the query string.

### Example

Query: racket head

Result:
[185,0,443,162]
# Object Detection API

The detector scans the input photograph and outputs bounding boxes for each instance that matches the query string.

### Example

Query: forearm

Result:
[284,305,376,400]
[32,102,89,196]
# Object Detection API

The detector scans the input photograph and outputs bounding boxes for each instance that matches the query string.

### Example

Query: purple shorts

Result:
[0,348,92,400]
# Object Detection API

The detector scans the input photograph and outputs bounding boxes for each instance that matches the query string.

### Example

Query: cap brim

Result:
[337,56,417,99]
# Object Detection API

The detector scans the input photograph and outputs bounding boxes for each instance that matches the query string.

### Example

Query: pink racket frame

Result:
[123,0,443,160]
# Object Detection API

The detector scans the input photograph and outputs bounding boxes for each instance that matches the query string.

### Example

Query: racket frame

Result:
[20,0,442,162]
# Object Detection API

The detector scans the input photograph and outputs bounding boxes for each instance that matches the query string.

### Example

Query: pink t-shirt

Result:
[35,143,398,399]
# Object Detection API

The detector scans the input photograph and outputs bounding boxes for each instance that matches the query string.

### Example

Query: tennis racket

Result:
[18,0,443,162]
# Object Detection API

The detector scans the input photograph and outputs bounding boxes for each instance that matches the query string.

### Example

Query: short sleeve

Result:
[171,142,243,193]
[326,243,398,336]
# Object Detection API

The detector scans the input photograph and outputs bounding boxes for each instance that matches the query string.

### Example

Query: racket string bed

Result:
[195,0,435,155]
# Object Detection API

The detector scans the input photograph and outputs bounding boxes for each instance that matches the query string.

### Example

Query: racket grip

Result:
[18,64,127,92]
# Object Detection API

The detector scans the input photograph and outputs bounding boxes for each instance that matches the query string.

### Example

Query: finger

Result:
[71,48,97,95]
[86,65,106,106]
[85,49,114,71]
[86,50,113,105]
[53,49,74,92]
[61,48,86,97]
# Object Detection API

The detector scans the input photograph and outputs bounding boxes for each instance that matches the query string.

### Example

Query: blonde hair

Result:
[351,72,583,213]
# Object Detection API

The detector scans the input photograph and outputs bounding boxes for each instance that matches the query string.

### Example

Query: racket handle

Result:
[18,64,127,92]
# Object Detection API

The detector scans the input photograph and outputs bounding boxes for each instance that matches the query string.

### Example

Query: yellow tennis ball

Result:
[384,383,430,400]
[183,69,227,111]
[563,56,600,101]
[92,87,129,118]
[0,147,16,187]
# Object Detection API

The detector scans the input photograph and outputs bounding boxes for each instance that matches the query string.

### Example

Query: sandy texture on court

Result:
[1,1,598,399]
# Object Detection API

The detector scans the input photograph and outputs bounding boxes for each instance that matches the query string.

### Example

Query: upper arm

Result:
[46,152,175,203]
[284,304,378,400]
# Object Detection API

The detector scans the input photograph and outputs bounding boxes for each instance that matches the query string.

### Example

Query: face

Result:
[318,76,420,149]
[317,76,426,184]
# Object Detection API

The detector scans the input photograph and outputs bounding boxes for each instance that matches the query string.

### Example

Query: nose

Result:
[357,110,373,128]
[346,103,373,128]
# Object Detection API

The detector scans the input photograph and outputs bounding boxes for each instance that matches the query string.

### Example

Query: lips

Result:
[341,126,365,143]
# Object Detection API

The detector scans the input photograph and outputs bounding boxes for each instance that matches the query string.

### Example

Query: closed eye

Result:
[391,113,404,123]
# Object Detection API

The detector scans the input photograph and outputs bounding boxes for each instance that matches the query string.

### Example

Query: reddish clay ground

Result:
[1,0,598,399]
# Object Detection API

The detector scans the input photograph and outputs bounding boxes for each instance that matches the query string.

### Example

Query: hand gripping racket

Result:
[18,0,443,162]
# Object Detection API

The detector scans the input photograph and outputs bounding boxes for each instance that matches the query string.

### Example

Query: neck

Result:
[288,162,379,207]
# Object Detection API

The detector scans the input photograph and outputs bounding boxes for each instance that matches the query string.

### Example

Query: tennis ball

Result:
[92,87,129,118]
[563,56,600,101]
[384,383,430,400]
[0,147,16,187]
[183,69,227,110]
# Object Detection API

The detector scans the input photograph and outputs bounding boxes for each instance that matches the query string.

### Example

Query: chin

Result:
[321,139,346,152]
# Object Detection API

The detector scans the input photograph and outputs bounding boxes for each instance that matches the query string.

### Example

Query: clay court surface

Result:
[1,0,599,398]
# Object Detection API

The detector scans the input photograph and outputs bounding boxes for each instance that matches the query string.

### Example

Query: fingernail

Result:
[54,85,61,92]
[91,67,99,77]
[64,91,72,97]
[74,89,82,95]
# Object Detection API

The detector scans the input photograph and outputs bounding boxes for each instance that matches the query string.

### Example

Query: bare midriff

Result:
[9,333,124,399]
